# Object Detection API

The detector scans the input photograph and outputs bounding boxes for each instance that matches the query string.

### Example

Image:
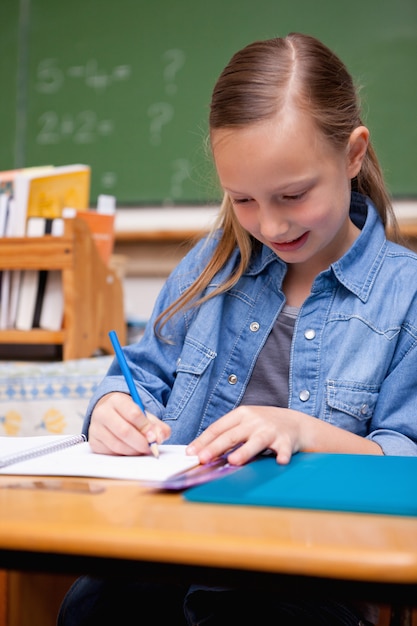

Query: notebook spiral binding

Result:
[0,433,86,468]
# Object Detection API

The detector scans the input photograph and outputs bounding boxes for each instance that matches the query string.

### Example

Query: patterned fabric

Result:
[0,356,112,437]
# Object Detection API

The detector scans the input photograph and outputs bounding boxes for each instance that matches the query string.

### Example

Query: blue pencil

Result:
[109,330,159,459]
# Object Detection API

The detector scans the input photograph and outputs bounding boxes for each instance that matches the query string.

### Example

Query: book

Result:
[76,195,116,264]
[38,217,65,331]
[13,164,90,236]
[0,192,9,234]
[7,242,22,329]
[0,169,19,196]
[2,165,55,237]
[14,217,49,331]
[0,165,54,197]
[184,452,417,517]
[0,435,200,483]
[0,193,11,329]
[32,218,54,327]
[2,199,22,329]
[0,166,54,328]
[0,269,11,330]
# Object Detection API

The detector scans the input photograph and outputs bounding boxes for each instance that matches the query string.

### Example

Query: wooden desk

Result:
[0,475,416,594]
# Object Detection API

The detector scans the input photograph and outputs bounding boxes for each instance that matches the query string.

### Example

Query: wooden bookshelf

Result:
[0,217,126,360]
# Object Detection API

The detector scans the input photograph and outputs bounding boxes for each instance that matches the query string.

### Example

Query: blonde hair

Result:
[156,33,400,334]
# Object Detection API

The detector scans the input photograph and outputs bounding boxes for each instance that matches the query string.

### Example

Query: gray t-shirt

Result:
[241,305,298,407]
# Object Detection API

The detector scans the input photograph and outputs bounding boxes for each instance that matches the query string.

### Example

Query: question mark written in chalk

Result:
[163,49,186,95]
[170,158,190,199]
[147,102,174,146]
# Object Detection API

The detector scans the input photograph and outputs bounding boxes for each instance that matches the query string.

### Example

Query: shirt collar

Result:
[329,193,387,302]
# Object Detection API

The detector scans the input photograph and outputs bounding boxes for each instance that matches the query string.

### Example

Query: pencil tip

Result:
[149,441,160,459]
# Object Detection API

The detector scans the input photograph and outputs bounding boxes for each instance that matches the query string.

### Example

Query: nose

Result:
[258,203,290,241]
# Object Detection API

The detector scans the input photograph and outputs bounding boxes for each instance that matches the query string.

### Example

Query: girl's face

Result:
[212,112,368,276]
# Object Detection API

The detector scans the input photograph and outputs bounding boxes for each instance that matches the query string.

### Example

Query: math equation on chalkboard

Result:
[21,43,217,206]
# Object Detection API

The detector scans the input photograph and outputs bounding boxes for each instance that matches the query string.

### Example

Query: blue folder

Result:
[183,452,417,517]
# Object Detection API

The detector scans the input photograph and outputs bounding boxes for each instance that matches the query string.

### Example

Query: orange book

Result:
[76,210,115,265]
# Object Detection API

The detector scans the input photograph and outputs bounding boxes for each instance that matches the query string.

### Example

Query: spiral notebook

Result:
[0,434,200,482]
[184,452,417,517]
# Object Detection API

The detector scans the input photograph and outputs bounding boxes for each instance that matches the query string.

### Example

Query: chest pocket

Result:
[165,338,217,421]
[325,380,379,434]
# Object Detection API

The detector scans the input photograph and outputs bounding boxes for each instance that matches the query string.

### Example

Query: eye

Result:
[282,191,306,202]
[231,197,253,205]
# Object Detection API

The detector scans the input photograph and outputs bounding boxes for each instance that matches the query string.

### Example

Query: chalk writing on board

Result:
[146,49,186,146]
[169,158,191,199]
[162,49,186,95]
[36,111,114,145]
[101,171,117,189]
[147,102,174,146]
[36,59,132,94]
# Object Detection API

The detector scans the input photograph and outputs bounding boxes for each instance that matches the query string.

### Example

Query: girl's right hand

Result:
[87,392,171,456]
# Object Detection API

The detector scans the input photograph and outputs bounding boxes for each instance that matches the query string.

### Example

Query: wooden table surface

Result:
[0,475,416,588]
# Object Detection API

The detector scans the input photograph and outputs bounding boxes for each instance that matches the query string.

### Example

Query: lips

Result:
[270,231,309,252]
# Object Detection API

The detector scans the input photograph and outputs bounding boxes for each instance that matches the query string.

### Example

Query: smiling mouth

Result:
[271,232,309,251]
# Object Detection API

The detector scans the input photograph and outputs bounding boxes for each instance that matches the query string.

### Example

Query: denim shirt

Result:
[84,193,417,455]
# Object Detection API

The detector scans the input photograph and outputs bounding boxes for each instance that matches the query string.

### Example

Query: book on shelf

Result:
[7,216,22,330]
[0,165,54,197]
[0,164,89,330]
[13,216,67,332]
[0,435,202,484]
[0,192,10,234]
[12,163,90,235]
[1,165,55,237]
[32,217,54,328]
[38,217,65,331]
[0,269,11,330]
[0,165,70,329]
[0,193,11,329]
[76,194,116,264]
[0,195,21,329]
[0,169,18,196]
[14,217,50,331]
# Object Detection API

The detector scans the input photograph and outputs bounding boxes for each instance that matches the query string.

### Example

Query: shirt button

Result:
[228,374,238,385]
[249,321,260,332]
[360,403,368,415]
[299,389,310,402]
[304,329,316,340]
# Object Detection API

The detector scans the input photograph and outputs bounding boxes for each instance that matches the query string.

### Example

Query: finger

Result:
[89,419,150,455]
[193,425,247,464]
[90,404,153,455]
[111,394,170,446]
[146,412,172,444]
[187,412,240,455]
[89,393,168,455]
[274,437,295,465]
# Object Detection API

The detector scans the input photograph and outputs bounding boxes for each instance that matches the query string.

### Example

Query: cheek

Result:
[233,206,258,232]
[301,198,342,231]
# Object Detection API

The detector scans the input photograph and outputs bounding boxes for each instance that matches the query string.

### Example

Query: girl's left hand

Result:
[186,405,309,466]
[186,404,383,465]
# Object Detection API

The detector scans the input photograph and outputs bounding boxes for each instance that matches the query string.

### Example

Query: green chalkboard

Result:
[1,0,416,204]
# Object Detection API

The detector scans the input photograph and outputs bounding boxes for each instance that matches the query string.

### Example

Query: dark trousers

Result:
[57,575,371,625]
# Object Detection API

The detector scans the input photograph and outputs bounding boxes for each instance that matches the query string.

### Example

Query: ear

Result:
[347,126,369,178]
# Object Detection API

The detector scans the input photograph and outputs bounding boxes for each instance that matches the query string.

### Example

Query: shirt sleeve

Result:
[366,339,417,456]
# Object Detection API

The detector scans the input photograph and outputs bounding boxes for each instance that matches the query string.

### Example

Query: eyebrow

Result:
[223,178,315,196]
